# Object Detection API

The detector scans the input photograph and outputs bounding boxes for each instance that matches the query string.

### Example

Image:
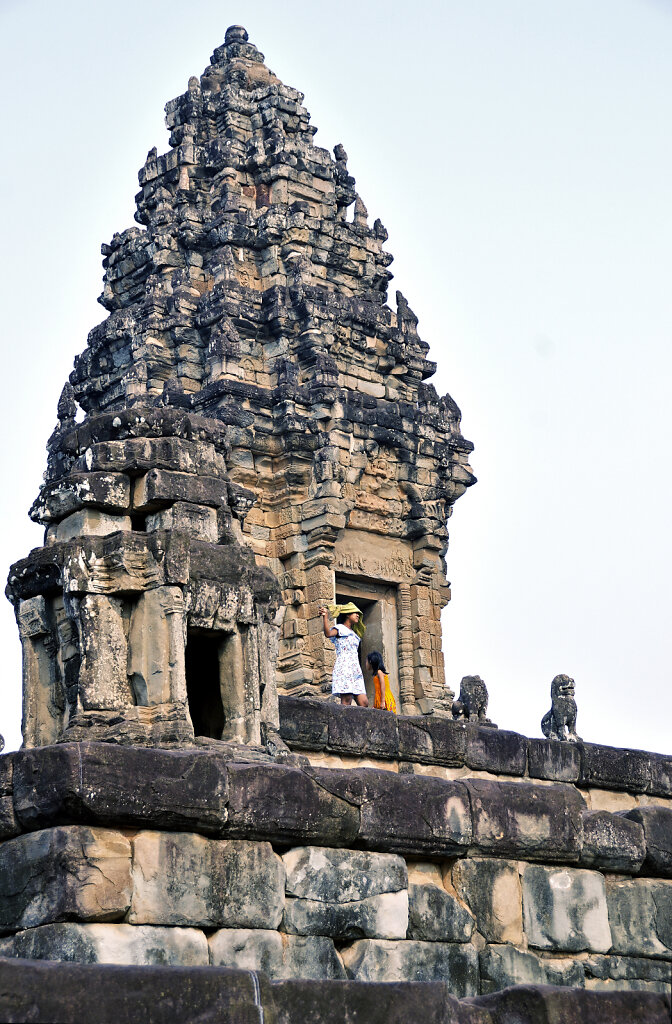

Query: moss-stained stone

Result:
[521,864,611,953]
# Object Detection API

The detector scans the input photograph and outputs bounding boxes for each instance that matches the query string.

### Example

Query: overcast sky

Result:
[1,0,670,753]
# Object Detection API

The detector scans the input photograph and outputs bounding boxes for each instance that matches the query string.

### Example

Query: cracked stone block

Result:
[407,883,474,942]
[209,929,345,979]
[130,832,284,928]
[452,858,523,944]
[580,810,645,873]
[0,922,208,965]
[521,864,611,953]
[479,943,585,993]
[225,763,359,846]
[0,826,132,931]
[606,877,672,957]
[340,939,479,995]
[281,846,407,939]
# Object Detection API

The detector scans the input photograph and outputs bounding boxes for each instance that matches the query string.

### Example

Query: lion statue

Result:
[541,674,580,742]
[452,675,494,725]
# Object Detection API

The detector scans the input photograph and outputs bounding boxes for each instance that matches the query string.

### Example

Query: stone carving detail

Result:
[452,675,495,727]
[541,674,580,743]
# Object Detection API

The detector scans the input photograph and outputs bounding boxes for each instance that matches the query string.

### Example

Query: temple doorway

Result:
[335,576,399,707]
[185,631,225,739]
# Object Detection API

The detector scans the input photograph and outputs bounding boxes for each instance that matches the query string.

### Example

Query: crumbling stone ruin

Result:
[1,26,670,1024]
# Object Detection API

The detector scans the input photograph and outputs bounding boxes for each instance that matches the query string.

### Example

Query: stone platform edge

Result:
[2,740,672,878]
[279,696,672,797]
[0,957,668,1024]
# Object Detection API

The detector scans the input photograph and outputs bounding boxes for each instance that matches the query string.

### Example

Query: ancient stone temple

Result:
[6,25,474,751]
[1,26,670,1024]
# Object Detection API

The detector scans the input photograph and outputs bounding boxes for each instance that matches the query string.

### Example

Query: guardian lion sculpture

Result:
[541,674,580,742]
[452,675,494,725]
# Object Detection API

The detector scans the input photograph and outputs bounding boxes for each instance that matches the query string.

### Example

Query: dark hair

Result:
[337,612,352,625]
[366,650,386,673]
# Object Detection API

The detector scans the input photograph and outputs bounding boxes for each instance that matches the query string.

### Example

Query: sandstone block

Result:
[579,743,651,793]
[606,877,672,957]
[225,762,359,845]
[278,696,329,750]
[479,943,584,993]
[466,779,584,861]
[283,845,407,902]
[50,509,132,542]
[415,716,468,766]
[585,952,672,989]
[464,725,527,775]
[472,985,670,1023]
[78,595,133,710]
[521,864,611,953]
[0,753,19,839]
[33,473,131,522]
[452,858,523,944]
[146,502,219,542]
[327,704,398,759]
[132,469,228,512]
[13,743,229,835]
[649,753,672,798]
[623,806,672,877]
[304,767,472,856]
[580,810,645,873]
[407,883,474,942]
[0,826,131,931]
[283,891,408,940]
[0,956,275,1024]
[340,938,479,995]
[209,928,346,979]
[0,922,208,966]
[527,737,581,782]
[272,979,491,1024]
[130,832,284,928]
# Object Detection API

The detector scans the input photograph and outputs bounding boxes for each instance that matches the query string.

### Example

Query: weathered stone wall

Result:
[0,734,670,1001]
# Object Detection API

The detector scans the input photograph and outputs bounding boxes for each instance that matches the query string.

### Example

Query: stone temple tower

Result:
[7,24,474,752]
[1,29,671,1020]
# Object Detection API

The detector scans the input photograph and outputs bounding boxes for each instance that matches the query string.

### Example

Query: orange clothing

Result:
[373,672,397,714]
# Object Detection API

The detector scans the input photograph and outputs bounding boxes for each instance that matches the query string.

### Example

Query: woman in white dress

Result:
[318,603,369,707]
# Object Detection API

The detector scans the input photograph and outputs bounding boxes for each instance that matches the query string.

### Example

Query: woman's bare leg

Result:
[340,694,354,705]
[355,693,369,707]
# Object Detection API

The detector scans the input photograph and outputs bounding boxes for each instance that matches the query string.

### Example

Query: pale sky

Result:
[1,0,670,753]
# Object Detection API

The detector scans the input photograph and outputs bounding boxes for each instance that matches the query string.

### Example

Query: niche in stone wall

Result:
[185,628,251,742]
[185,631,226,739]
[335,576,399,707]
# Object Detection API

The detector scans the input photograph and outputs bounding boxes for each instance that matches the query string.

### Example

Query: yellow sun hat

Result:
[328,602,366,638]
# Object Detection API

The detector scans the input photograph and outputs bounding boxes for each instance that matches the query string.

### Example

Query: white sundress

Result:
[330,624,366,695]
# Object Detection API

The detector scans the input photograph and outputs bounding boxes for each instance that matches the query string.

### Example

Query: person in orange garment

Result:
[366,650,397,713]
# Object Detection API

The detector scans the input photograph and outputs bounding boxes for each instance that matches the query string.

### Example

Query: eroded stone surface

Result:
[340,938,479,995]
[130,832,284,928]
[453,858,523,944]
[521,864,611,953]
[0,922,208,965]
[407,882,474,942]
[0,826,131,931]
[479,943,584,993]
[209,928,345,979]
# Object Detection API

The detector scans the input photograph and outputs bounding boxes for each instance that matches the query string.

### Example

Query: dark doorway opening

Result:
[335,578,400,707]
[185,632,225,739]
